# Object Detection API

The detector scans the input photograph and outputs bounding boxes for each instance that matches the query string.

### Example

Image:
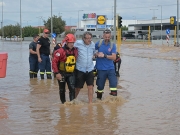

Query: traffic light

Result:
[118,16,122,28]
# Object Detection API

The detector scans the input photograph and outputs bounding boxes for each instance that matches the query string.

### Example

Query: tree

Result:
[23,26,39,37]
[44,15,66,35]
[121,25,128,31]
[64,30,75,36]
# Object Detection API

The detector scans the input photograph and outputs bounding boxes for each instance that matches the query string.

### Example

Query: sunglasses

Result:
[103,30,111,34]
[45,32,49,34]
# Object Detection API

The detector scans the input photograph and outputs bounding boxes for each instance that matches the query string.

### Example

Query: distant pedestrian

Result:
[114,52,121,77]
[36,29,52,79]
[29,34,39,78]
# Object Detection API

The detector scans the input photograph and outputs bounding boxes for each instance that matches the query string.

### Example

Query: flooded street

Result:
[0,41,180,135]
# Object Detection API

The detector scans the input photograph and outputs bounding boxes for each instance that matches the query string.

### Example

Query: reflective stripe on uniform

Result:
[46,72,52,74]
[110,88,117,91]
[97,90,103,93]
[40,72,45,75]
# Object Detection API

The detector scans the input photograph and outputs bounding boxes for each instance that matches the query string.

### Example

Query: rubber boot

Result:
[47,74,52,79]
[40,74,44,79]
[69,91,75,101]
[96,91,103,100]
[59,91,66,104]
[109,91,117,96]
[29,73,34,78]
[34,73,37,78]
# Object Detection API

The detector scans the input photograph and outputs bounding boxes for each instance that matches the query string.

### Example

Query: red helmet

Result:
[65,34,76,42]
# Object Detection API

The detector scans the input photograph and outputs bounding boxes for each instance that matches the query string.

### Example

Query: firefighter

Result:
[29,34,39,78]
[36,29,52,79]
[52,34,78,104]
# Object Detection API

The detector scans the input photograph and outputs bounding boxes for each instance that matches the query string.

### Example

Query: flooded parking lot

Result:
[0,41,180,135]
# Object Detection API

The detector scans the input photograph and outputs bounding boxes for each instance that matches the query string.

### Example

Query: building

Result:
[73,13,178,40]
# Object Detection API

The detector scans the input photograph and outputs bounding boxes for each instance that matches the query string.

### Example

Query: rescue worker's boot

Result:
[96,91,103,100]
[34,73,37,78]
[109,90,117,96]
[40,74,44,79]
[69,91,75,101]
[29,73,34,78]
[59,91,66,104]
[47,74,52,79]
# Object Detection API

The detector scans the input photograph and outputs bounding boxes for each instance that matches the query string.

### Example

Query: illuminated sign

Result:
[83,13,96,19]
[97,15,106,25]
[170,16,176,25]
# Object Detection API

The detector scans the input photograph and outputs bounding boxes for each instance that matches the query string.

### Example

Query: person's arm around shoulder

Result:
[29,42,37,54]
[74,47,78,60]
[94,41,99,58]
[36,39,42,62]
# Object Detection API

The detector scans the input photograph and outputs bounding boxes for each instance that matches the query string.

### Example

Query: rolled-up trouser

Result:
[38,54,52,75]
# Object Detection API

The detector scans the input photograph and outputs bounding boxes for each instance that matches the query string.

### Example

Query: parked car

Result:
[123,34,135,39]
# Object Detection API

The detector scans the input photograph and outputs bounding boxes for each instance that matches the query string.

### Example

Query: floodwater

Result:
[0,41,180,135]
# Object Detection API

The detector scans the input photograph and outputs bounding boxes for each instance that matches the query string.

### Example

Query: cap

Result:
[43,29,50,33]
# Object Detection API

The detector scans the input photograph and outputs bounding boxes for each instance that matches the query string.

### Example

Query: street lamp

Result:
[132,16,136,24]
[78,10,83,31]
[177,0,179,46]
[158,5,163,44]
[20,0,22,42]
[2,0,4,40]
[59,12,62,17]
[70,17,72,26]
[36,16,44,26]
[23,20,31,26]
[150,9,158,31]
[51,0,53,35]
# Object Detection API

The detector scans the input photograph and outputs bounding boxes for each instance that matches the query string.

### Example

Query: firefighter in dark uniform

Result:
[114,52,121,77]
[52,34,78,104]
[36,29,52,79]
[29,34,39,78]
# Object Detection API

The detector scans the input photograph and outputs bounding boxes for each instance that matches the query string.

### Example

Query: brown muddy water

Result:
[0,41,180,135]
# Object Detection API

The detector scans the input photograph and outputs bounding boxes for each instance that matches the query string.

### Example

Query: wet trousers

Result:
[29,56,39,78]
[38,54,52,79]
[57,73,75,104]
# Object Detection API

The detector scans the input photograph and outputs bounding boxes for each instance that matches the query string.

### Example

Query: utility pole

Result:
[177,0,179,46]
[2,0,4,40]
[20,0,22,42]
[113,0,116,42]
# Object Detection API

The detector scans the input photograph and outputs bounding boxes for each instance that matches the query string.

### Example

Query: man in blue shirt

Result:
[74,32,95,104]
[95,29,117,100]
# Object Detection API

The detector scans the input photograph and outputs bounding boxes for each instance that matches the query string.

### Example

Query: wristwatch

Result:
[104,54,107,58]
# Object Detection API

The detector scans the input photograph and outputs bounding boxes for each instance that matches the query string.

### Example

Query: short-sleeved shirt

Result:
[29,41,37,57]
[37,36,51,55]
[95,40,116,70]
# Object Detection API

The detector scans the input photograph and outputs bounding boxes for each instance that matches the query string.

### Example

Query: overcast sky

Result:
[0,0,178,27]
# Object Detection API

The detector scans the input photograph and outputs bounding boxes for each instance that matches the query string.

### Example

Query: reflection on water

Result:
[0,41,180,134]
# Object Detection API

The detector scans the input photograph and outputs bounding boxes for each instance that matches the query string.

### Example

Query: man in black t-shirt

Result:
[29,34,39,78]
[36,29,52,79]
